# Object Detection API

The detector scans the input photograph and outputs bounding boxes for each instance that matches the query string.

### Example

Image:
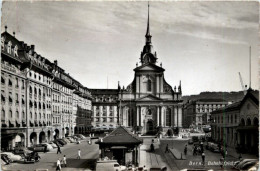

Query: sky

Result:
[1,1,259,95]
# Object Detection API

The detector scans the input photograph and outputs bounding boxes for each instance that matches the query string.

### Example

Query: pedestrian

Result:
[220,156,224,169]
[57,145,62,154]
[77,149,81,159]
[44,145,47,153]
[238,153,242,160]
[56,158,61,171]
[165,144,170,153]
[201,152,205,165]
[62,155,67,167]
[184,145,187,155]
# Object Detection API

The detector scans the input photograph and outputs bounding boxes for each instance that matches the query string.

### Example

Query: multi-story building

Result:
[51,60,75,139]
[90,89,119,129]
[183,99,228,130]
[1,27,92,150]
[72,82,92,134]
[1,27,54,149]
[211,89,259,155]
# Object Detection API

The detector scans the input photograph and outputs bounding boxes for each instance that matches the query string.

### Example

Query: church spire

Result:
[140,2,157,65]
[145,2,152,44]
[146,2,151,37]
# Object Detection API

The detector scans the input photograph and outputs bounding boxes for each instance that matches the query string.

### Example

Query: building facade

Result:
[1,27,92,150]
[118,6,183,134]
[211,89,259,154]
[90,89,119,129]
[183,99,229,129]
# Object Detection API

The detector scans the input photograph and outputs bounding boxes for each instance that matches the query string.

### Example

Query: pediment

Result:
[134,63,165,72]
[136,94,162,101]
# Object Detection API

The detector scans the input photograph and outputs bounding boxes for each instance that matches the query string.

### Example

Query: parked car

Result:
[234,159,258,170]
[57,139,67,145]
[188,139,193,144]
[28,144,49,152]
[49,142,58,148]
[96,160,126,171]
[206,142,219,153]
[1,154,12,164]
[13,147,32,157]
[1,152,22,162]
[40,143,53,151]
[53,140,63,147]
[66,137,76,143]
[62,138,70,143]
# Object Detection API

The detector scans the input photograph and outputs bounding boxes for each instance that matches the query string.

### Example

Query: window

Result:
[30,112,32,118]
[15,78,19,87]
[166,108,171,126]
[34,87,37,95]
[35,113,37,120]
[29,86,32,94]
[22,111,25,118]
[9,110,12,118]
[147,79,152,91]
[16,111,19,118]
[22,80,25,89]
[1,76,5,84]
[1,90,5,102]
[2,109,5,119]
[8,79,12,87]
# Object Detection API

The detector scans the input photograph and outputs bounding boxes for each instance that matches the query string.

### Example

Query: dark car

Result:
[57,139,67,145]
[28,144,47,152]
[13,147,32,157]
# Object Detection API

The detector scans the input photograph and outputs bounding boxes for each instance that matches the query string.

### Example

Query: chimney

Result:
[31,45,35,50]
[54,60,58,66]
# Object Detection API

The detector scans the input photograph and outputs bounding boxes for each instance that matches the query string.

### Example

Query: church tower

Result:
[119,3,183,134]
[140,3,157,65]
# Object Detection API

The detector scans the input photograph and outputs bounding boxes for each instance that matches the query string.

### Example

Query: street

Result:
[2,139,99,171]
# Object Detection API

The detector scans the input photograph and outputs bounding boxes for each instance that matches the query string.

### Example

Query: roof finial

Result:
[146,1,151,37]
[13,32,15,37]
[5,25,7,32]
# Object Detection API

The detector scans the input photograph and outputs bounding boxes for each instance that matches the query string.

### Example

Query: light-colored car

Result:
[96,160,126,171]
[62,138,70,143]
[40,143,54,151]
[49,142,58,148]
[1,152,22,162]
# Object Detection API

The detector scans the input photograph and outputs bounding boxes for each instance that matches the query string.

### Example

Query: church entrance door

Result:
[146,120,154,134]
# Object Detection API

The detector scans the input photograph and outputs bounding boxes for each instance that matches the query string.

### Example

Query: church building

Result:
[91,4,183,134]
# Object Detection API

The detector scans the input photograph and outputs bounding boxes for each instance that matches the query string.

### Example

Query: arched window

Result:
[246,118,251,126]
[35,112,37,119]
[147,79,152,91]
[253,118,259,126]
[240,118,245,126]
[29,86,32,94]
[34,87,37,95]
[2,109,5,118]
[166,108,171,126]
[16,111,19,118]
[22,111,25,119]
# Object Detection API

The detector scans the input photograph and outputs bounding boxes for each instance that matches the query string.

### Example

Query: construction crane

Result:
[238,72,247,95]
